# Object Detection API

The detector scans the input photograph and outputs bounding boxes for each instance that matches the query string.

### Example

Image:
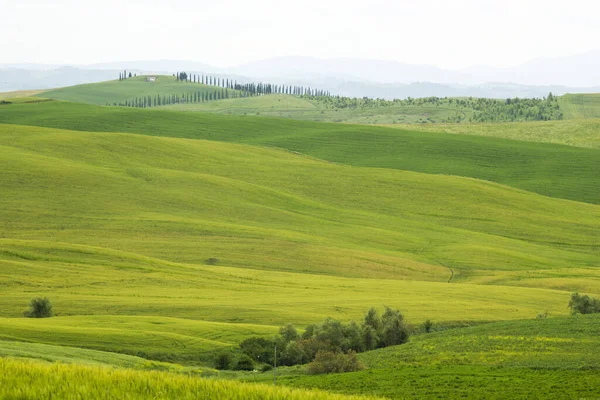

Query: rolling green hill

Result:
[38,75,235,106]
[161,93,471,124]
[1,102,599,205]
[1,123,598,286]
[0,339,168,369]
[558,93,600,119]
[381,118,600,149]
[246,315,600,399]
[1,121,599,365]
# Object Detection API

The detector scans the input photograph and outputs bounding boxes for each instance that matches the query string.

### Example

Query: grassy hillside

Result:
[381,118,600,149]
[250,315,600,399]
[559,93,600,119]
[0,339,167,369]
[0,241,583,361]
[1,122,598,363]
[165,92,600,124]
[165,93,320,114]
[0,102,599,205]
[38,75,233,105]
[162,93,471,124]
[0,358,378,400]
[1,123,598,286]
[0,89,46,100]
[1,87,598,398]
[0,315,278,363]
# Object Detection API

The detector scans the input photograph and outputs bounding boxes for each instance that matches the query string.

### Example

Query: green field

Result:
[252,315,600,399]
[0,339,168,369]
[382,118,600,149]
[0,358,379,400]
[1,81,599,399]
[1,102,599,205]
[558,93,600,119]
[161,93,471,124]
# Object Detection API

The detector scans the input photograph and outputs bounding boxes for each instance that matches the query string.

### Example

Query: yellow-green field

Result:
[0,358,379,400]
[0,89,46,100]
[0,120,598,365]
[381,118,600,149]
[1,83,599,399]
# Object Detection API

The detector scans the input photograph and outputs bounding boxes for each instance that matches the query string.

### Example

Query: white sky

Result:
[1,0,599,69]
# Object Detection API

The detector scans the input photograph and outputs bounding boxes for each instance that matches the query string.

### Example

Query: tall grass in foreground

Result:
[0,358,379,400]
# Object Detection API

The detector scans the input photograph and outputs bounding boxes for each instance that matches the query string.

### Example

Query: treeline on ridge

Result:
[115,69,564,123]
[304,92,563,122]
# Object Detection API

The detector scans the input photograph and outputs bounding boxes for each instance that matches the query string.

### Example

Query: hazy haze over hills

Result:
[2,51,600,99]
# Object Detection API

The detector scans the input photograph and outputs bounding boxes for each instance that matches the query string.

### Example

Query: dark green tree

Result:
[24,297,53,318]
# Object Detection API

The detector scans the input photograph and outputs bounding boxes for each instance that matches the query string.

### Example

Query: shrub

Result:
[536,311,548,319]
[380,306,409,347]
[260,364,273,373]
[239,337,274,365]
[423,319,433,333]
[234,354,254,371]
[281,341,308,366]
[307,350,364,375]
[24,297,53,318]
[204,257,220,265]
[279,323,299,343]
[214,352,232,370]
[569,293,600,315]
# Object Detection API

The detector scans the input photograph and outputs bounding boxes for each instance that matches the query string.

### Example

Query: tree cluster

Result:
[119,70,132,81]
[469,94,562,122]
[305,93,563,123]
[228,306,409,372]
[569,293,600,315]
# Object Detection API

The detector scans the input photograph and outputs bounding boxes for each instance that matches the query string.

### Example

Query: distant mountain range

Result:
[2,51,599,99]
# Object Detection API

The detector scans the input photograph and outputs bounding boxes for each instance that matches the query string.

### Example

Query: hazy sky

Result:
[2,0,599,69]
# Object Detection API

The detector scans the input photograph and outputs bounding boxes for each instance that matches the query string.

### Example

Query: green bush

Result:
[204,257,219,265]
[234,354,255,371]
[214,352,232,370]
[307,350,364,375]
[239,337,274,365]
[261,364,273,373]
[23,297,53,318]
[569,293,600,315]
[423,319,433,333]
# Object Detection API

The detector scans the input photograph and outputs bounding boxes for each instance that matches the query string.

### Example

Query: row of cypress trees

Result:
[114,70,332,109]
[176,71,331,97]
[110,87,250,108]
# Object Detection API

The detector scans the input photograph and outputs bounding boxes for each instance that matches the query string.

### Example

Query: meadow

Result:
[1,102,599,205]
[1,82,599,399]
[241,314,600,399]
[0,358,380,400]
[0,120,598,368]
[382,118,600,149]
[558,93,600,119]
[161,93,470,124]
